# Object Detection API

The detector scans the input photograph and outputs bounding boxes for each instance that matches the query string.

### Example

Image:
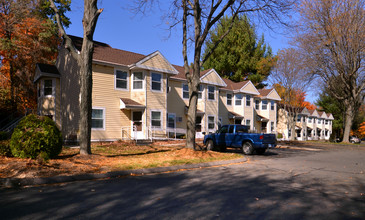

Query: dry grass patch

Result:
[0,141,242,179]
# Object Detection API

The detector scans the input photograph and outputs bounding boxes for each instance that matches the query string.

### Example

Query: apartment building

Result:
[277,104,334,141]
[34,35,304,142]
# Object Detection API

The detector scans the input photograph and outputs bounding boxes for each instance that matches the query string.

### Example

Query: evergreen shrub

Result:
[10,114,63,160]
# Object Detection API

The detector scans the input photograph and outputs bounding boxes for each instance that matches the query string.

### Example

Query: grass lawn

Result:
[0,140,243,179]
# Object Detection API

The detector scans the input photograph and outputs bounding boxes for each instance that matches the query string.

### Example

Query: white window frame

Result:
[235,94,242,106]
[297,115,302,122]
[150,110,163,130]
[208,115,215,131]
[255,99,260,110]
[151,72,162,92]
[246,95,251,107]
[207,86,215,101]
[167,113,176,129]
[246,119,251,127]
[91,107,105,130]
[308,117,312,123]
[115,69,129,91]
[271,101,275,110]
[198,84,203,100]
[271,121,275,132]
[132,71,144,91]
[262,100,268,110]
[182,83,189,99]
[43,79,55,97]
[227,93,232,106]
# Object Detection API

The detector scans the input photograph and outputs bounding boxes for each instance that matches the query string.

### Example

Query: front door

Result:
[132,111,144,139]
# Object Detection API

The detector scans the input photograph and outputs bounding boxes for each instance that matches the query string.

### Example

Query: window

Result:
[236,125,248,133]
[208,116,215,130]
[92,108,105,129]
[262,100,268,110]
[246,119,251,127]
[208,86,215,100]
[271,122,274,132]
[246,95,251,106]
[44,79,53,96]
[151,111,162,128]
[182,84,189,99]
[198,85,203,99]
[218,117,222,129]
[132,72,143,90]
[297,116,301,122]
[325,120,328,125]
[308,117,312,123]
[235,94,242,106]
[271,101,275,110]
[196,116,202,132]
[227,94,232,105]
[234,119,242,125]
[167,113,175,128]
[151,72,162,91]
[318,119,321,124]
[255,100,260,110]
[116,70,128,89]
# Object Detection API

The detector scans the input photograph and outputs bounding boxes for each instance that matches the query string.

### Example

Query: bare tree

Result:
[295,0,365,143]
[49,0,103,155]
[270,48,313,140]
[181,0,294,149]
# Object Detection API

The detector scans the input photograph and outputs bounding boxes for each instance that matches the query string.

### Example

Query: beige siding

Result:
[267,90,281,100]
[141,54,175,72]
[205,87,218,131]
[219,91,230,125]
[56,47,80,139]
[167,80,187,130]
[201,71,225,86]
[91,64,131,140]
[241,82,259,94]
[146,71,167,135]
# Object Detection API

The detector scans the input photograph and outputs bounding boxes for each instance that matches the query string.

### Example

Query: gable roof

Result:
[258,88,281,101]
[170,66,226,86]
[308,109,320,117]
[318,111,328,119]
[326,113,334,120]
[34,63,60,82]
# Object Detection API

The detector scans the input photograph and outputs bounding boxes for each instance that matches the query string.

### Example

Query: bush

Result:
[10,114,63,160]
[277,133,283,139]
[0,140,12,157]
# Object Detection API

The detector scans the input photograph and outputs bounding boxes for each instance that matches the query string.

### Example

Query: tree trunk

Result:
[78,55,92,155]
[342,105,354,143]
[186,93,198,149]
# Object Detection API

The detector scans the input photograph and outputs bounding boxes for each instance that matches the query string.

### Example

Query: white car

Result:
[350,136,361,144]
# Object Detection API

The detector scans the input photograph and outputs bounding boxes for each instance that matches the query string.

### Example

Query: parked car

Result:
[203,124,277,155]
[350,136,361,144]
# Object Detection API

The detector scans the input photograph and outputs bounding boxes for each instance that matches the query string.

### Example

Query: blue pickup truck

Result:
[203,124,277,155]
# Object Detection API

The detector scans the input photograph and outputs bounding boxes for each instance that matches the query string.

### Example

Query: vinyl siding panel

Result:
[201,71,225,85]
[241,83,259,94]
[167,80,187,130]
[141,54,176,72]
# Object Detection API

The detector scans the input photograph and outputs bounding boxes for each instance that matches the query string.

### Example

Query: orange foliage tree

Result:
[0,0,61,114]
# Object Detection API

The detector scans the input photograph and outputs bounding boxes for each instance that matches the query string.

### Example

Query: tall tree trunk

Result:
[342,104,354,143]
[186,93,198,149]
[79,54,92,155]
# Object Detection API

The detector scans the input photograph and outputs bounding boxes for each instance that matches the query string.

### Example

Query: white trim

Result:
[239,81,260,95]
[182,83,189,99]
[167,113,176,129]
[226,93,233,106]
[235,94,243,106]
[114,69,129,91]
[93,59,129,69]
[150,72,163,93]
[261,89,281,101]
[132,71,145,91]
[207,115,216,131]
[42,78,55,98]
[245,94,251,107]
[150,109,163,130]
[207,85,216,101]
[132,51,179,75]
[200,69,227,87]
[91,107,106,130]
[261,100,268,110]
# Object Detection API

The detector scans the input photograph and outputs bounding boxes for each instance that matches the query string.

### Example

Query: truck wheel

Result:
[206,140,215,151]
[242,142,254,155]
[256,148,266,155]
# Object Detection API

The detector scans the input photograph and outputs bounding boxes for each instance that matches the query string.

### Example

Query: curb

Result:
[0,157,247,189]
[276,145,322,151]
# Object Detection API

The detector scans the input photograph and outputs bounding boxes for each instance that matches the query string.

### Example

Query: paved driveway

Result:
[1,144,364,219]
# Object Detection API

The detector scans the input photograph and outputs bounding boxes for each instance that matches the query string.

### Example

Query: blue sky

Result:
[64,1,290,66]
[64,1,321,102]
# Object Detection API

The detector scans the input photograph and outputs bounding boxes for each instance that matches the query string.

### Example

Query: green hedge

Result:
[10,114,63,160]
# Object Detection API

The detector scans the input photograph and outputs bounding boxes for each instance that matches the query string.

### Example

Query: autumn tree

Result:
[203,15,275,88]
[49,0,103,155]
[0,0,68,115]
[295,0,365,143]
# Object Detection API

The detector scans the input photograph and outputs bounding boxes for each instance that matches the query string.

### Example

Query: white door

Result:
[132,111,144,139]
